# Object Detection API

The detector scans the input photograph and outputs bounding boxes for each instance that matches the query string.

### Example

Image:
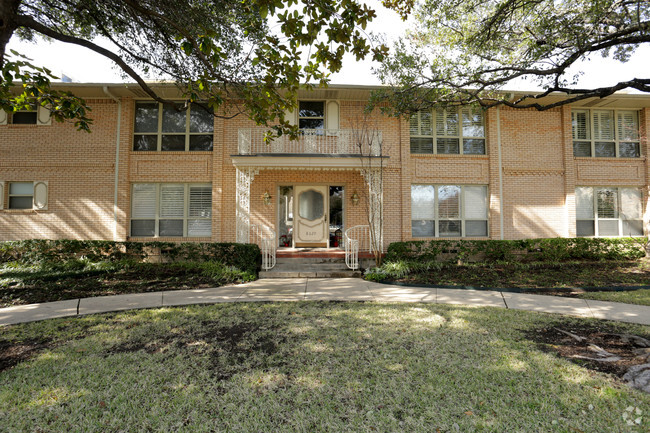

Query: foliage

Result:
[373,0,650,114]
[0,239,260,274]
[1,0,396,132]
[384,238,646,264]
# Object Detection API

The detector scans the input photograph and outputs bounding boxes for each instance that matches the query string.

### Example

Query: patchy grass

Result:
[368,260,650,289]
[1,303,648,432]
[578,289,650,307]
[0,260,256,307]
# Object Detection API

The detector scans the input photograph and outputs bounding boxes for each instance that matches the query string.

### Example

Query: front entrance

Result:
[278,185,344,248]
[294,185,329,247]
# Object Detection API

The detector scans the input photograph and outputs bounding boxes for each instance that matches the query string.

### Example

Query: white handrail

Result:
[345,225,371,270]
[250,224,277,270]
[237,128,382,155]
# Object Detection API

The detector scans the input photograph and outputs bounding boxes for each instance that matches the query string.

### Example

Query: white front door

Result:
[294,185,328,247]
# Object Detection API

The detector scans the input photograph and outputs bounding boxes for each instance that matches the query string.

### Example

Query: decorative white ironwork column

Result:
[361,167,383,252]
[236,167,259,243]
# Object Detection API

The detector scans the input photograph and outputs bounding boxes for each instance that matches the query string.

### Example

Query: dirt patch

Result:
[108,321,287,380]
[0,338,52,372]
[524,320,650,378]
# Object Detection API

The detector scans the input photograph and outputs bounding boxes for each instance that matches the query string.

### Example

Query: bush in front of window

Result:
[385,237,646,264]
[0,240,261,275]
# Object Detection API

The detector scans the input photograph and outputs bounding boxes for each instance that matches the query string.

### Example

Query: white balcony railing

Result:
[238,128,382,156]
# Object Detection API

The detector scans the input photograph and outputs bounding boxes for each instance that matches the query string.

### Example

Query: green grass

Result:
[367,260,650,289]
[579,289,650,307]
[0,259,256,307]
[1,303,648,432]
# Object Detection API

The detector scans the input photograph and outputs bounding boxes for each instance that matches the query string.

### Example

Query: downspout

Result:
[103,86,122,241]
[496,107,504,240]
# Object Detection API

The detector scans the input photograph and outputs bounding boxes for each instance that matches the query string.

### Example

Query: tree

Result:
[0,0,392,131]
[372,0,650,114]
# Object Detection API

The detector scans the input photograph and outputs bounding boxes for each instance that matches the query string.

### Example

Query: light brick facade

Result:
[2,84,649,246]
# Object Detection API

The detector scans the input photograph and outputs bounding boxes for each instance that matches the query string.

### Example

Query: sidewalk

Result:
[1,278,649,326]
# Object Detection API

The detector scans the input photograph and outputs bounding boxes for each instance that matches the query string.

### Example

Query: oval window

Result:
[298,190,324,220]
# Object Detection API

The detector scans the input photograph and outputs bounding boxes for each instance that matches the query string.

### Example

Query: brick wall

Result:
[1,89,648,246]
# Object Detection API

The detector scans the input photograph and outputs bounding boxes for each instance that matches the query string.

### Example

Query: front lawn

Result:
[1,303,648,432]
[578,289,650,307]
[0,259,255,307]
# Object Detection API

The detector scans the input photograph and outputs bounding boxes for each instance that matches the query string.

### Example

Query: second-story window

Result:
[11,103,38,124]
[298,101,325,130]
[133,102,214,152]
[410,107,485,155]
[572,109,640,158]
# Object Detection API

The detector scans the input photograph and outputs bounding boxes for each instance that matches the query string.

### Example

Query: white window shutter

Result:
[0,110,7,125]
[326,101,340,130]
[160,184,185,217]
[37,105,52,125]
[33,181,48,210]
[283,105,297,126]
[0,181,4,210]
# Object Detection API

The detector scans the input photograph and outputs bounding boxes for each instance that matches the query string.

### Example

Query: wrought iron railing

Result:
[345,225,372,270]
[238,128,382,155]
[250,224,277,270]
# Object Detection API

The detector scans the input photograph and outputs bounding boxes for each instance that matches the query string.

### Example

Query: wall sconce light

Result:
[351,191,360,206]
[262,191,272,206]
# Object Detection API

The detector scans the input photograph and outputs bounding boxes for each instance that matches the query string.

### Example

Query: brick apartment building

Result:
[1,83,648,265]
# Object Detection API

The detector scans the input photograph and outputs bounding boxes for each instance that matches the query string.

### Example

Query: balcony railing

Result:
[238,128,382,156]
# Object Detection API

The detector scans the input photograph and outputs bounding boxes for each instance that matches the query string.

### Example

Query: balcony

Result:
[237,128,382,156]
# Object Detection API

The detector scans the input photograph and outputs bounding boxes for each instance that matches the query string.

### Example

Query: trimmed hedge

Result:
[385,238,646,263]
[0,240,261,273]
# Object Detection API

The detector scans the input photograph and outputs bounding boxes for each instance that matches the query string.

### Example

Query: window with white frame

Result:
[410,107,485,155]
[572,110,640,158]
[8,182,34,209]
[411,185,488,237]
[11,103,38,124]
[298,101,325,130]
[130,183,212,237]
[576,187,643,236]
[133,102,214,151]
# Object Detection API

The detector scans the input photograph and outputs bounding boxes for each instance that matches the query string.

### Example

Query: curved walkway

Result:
[1,278,649,326]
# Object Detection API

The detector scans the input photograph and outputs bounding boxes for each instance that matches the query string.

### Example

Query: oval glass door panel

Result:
[299,190,324,220]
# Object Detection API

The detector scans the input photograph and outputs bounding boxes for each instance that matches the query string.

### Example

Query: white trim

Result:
[0,110,7,125]
[37,105,52,125]
[231,155,387,169]
[0,181,4,209]
[496,107,504,240]
[103,86,122,241]
[33,181,48,210]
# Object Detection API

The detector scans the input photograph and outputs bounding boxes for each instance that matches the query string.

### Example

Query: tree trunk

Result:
[0,0,21,69]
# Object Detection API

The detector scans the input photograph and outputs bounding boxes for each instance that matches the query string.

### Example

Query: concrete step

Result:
[272,264,350,272]
[275,257,348,265]
[259,270,362,279]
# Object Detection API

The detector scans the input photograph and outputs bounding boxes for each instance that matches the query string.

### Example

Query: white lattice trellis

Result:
[236,167,259,243]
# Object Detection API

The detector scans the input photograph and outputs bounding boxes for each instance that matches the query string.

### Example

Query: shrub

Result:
[385,237,645,264]
[0,240,261,273]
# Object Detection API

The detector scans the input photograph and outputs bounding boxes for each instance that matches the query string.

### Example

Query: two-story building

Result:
[1,83,649,270]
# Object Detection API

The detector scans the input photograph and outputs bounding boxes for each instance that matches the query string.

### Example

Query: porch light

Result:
[262,191,272,206]
[351,191,360,206]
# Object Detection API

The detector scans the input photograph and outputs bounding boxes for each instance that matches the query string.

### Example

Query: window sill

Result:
[130,151,213,155]
[410,153,488,159]
[128,237,213,242]
[1,209,41,213]
[573,156,645,161]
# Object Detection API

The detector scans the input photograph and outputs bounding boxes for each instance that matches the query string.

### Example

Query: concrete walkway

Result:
[1,278,649,326]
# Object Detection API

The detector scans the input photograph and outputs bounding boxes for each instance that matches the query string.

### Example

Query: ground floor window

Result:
[131,183,212,237]
[576,187,643,236]
[411,184,488,237]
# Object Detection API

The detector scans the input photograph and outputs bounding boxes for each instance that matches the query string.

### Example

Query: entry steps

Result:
[259,249,363,278]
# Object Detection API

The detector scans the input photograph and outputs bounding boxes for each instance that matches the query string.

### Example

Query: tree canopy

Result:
[373,0,650,114]
[0,0,394,131]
